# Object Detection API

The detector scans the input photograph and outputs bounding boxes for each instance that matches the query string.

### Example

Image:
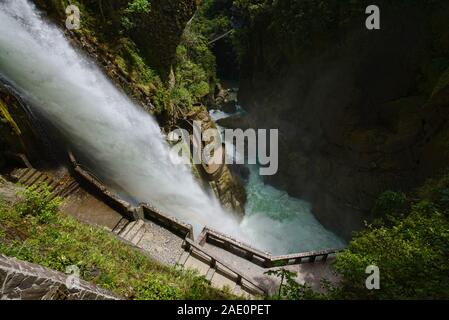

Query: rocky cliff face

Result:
[33,0,197,82]
[0,84,45,170]
[184,106,246,215]
[130,0,197,79]
[237,1,449,238]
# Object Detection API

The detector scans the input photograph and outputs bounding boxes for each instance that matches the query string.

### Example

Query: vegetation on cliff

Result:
[331,175,449,299]
[270,172,449,300]
[0,182,235,300]
[190,0,241,79]
[33,0,218,127]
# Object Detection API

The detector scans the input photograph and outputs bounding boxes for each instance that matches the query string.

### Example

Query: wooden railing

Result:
[269,249,337,266]
[4,152,33,169]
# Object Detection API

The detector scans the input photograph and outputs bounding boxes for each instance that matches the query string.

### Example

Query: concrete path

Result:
[62,188,123,230]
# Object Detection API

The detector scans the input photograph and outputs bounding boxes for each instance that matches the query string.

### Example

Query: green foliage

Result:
[440,188,449,205]
[282,282,328,300]
[115,39,158,85]
[171,27,217,109]
[265,267,327,300]
[122,0,152,31]
[265,268,298,299]
[0,184,235,300]
[332,202,449,299]
[127,0,151,13]
[15,183,61,223]
[152,85,171,115]
[194,0,233,38]
[372,191,407,219]
[418,172,449,207]
[176,46,211,94]
[268,171,449,300]
[329,173,449,299]
[192,0,241,77]
[137,276,182,299]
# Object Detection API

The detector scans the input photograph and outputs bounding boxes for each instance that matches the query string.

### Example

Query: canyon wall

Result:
[33,0,197,78]
[236,0,449,238]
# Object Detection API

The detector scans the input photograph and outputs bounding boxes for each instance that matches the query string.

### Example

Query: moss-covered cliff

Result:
[32,0,199,120]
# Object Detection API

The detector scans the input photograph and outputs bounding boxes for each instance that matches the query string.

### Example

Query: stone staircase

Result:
[176,240,267,298]
[9,168,79,199]
[113,218,146,246]
[112,217,185,266]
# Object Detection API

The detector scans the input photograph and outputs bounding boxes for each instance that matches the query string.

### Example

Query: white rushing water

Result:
[0,0,344,254]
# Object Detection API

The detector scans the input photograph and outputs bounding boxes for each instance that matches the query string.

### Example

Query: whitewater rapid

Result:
[0,0,344,254]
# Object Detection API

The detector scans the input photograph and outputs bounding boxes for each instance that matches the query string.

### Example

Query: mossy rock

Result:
[0,85,42,166]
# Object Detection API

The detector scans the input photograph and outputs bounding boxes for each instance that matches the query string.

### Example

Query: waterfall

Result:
[0,0,344,254]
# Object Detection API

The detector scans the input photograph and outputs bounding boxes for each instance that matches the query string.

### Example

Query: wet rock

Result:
[0,176,23,204]
[213,84,239,114]
[0,84,44,169]
[184,106,247,216]
[216,114,253,130]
